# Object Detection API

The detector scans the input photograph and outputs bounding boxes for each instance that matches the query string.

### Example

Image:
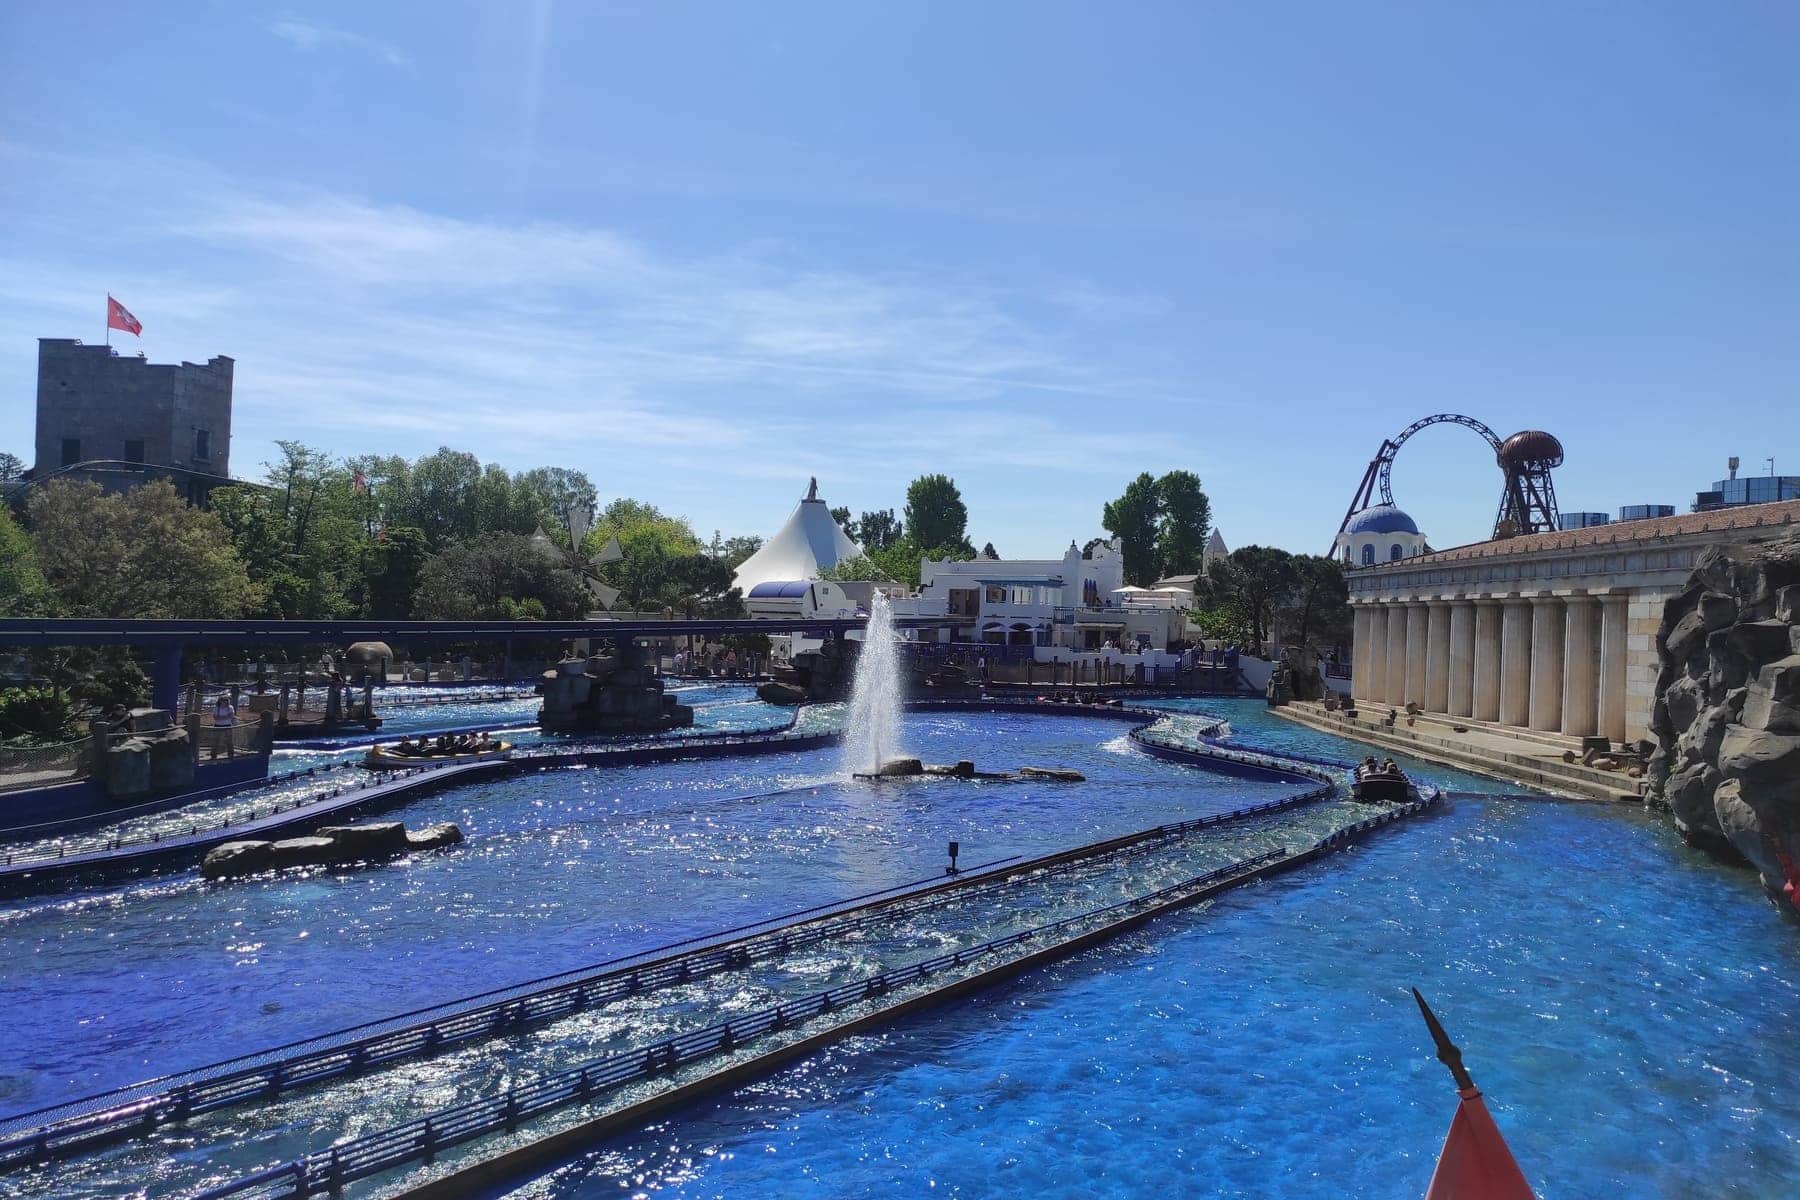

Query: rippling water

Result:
[0,709,1284,1114]
[525,774,1800,1199]
[10,699,1797,1200]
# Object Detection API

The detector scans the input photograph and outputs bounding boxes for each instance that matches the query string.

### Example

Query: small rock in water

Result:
[1018,767,1085,782]
[201,840,275,880]
[873,757,924,777]
[405,822,465,851]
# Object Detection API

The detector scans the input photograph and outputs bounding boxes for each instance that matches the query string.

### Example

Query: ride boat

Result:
[1352,757,1413,803]
[363,739,513,770]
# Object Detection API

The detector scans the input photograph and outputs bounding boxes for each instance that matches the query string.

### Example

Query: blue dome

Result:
[1344,505,1420,535]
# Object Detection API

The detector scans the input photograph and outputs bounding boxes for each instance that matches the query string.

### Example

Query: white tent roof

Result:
[732,478,865,594]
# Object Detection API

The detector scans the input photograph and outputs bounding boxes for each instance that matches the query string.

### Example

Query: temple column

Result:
[1351,608,1370,699]
[1472,599,1503,722]
[1403,602,1428,705]
[1447,600,1476,718]
[1528,595,1565,731]
[1598,594,1630,743]
[1357,606,1385,706]
[1385,605,1409,705]
[1560,594,1599,738]
[1499,597,1533,727]
[1423,601,1452,713]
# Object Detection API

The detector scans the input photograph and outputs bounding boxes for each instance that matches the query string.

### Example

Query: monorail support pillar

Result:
[151,643,185,713]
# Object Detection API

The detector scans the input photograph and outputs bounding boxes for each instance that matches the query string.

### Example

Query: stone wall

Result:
[1646,530,1800,915]
[34,338,234,478]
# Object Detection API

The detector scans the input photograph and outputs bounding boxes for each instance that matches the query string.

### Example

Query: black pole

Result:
[1412,988,1476,1092]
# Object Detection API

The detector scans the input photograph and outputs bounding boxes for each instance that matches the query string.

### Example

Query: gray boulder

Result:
[202,840,275,880]
[316,822,409,857]
[271,836,340,867]
[405,822,465,851]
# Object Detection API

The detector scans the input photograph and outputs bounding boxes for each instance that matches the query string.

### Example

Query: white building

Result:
[896,539,1182,651]
[1334,504,1430,568]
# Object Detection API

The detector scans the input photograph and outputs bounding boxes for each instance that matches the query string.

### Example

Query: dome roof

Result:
[1344,504,1421,535]
[1500,430,1564,465]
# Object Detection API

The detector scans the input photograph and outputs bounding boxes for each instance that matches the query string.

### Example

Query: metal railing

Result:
[0,737,91,793]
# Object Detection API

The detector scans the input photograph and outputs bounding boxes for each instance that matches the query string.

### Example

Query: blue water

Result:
[0,711,1285,1113]
[529,790,1800,1199]
[10,699,1799,1200]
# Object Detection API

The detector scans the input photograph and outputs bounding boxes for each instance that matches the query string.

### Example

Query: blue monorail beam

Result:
[0,616,953,711]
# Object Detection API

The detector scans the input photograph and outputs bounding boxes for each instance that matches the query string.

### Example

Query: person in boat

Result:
[1360,756,1379,774]
[1381,758,1400,775]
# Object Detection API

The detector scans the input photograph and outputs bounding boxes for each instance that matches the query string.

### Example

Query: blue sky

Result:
[3,2,1794,556]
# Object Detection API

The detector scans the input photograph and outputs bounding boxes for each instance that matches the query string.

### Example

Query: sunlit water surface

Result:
[510,701,1800,1200]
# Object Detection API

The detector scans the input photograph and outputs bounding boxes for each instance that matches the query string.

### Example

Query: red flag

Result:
[106,295,142,337]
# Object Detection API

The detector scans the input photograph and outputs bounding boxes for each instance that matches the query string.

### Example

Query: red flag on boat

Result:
[1414,989,1535,1200]
[106,295,142,337]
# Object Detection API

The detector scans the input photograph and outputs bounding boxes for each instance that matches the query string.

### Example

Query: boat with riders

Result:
[1352,756,1415,803]
[364,732,514,769]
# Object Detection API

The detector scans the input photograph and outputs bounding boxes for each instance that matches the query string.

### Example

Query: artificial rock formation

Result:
[201,820,464,880]
[1647,530,1800,914]
[537,641,694,734]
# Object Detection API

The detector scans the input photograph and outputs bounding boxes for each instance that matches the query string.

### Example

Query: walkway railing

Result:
[0,737,90,793]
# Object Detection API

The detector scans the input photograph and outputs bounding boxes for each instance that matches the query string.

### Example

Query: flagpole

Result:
[105,295,111,350]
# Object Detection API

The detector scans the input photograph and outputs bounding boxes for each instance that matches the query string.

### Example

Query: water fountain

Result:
[843,591,907,777]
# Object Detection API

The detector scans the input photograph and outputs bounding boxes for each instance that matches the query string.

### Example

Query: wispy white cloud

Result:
[269,16,412,71]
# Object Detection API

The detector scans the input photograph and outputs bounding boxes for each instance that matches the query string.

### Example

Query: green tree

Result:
[829,505,855,537]
[517,467,598,523]
[856,509,903,552]
[0,505,51,617]
[1279,555,1351,648]
[904,475,971,554]
[403,447,484,547]
[588,499,705,608]
[28,480,258,618]
[713,533,763,569]
[0,452,25,483]
[360,526,430,618]
[1202,546,1296,653]
[412,532,589,620]
[1102,472,1163,586]
[1155,470,1211,577]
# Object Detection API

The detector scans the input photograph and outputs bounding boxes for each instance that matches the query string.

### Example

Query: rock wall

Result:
[1646,529,1800,914]
[537,640,694,734]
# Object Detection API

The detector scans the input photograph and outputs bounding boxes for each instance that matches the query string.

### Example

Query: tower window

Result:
[1390,543,1404,561]
[194,429,211,459]
[124,438,145,463]
[1361,544,1375,566]
[61,437,80,466]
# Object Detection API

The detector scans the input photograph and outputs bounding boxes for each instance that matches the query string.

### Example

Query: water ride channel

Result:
[1,682,1796,1198]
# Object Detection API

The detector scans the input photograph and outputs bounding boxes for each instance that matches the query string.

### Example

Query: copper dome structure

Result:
[1499,430,1564,467]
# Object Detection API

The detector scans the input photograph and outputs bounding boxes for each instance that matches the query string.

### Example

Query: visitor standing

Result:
[210,694,236,759]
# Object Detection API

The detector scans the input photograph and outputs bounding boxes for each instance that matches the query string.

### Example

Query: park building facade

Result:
[1347,498,1800,745]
